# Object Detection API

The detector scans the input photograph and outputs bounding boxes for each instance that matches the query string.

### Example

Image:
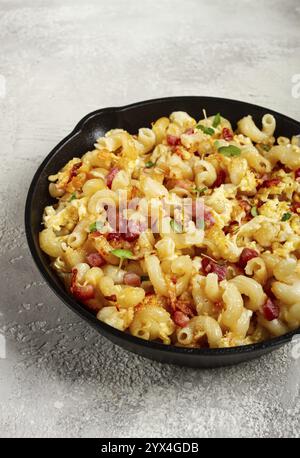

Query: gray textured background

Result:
[0,0,300,438]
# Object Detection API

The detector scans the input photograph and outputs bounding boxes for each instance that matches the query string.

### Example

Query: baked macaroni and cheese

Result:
[39,110,300,348]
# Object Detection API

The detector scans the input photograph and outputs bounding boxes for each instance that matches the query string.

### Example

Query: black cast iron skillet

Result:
[25,96,300,367]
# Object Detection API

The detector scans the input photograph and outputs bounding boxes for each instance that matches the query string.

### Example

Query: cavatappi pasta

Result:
[39,110,300,348]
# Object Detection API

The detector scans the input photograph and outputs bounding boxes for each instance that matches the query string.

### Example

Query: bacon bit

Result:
[80,291,95,306]
[239,199,251,213]
[176,302,195,317]
[212,169,226,188]
[167,135,181,146]
[295,168,300,179]
[213,301,224,313]
[125,220,143,241]
[171,275,178,284]
[67,162,82,184]
[223,221,239,235]
[238,248,259,269]
[107,232,123,242]
[261,177,281,188]
[292,202,300,214]
[165,179,177,189]
[262,298,280,321]
[204,208,215,228]
[201,257,227,282]
[70,268,95,301]
[106,167,120,189]
[123,272,141,287]
[105,294,117,302]
[221,128,233,141]
[86,252,106,268]
[263,279,275,300]
[256,174,268,189]
[168,290,195,317]
[184,128,194,135]
[172,310,190,328]
[107,231,139,243]
[123,232,140,242]
[82,300,102,312]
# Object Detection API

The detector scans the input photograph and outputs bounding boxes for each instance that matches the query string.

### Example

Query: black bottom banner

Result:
[0,437,287,453]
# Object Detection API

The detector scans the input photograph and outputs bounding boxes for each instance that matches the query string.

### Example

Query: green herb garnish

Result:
[261,144,271,152]
[196,124,215,136]
[170,219,182,233]
[212,113,221,128]
[281,212,292,221]
[251,206,258,217]
[111,249,134,260]
[145,160,155,168]
[218,145,241,157]
[69,192,76,202]
[89,221,104,233]
[193,186,207,196]
[89,222,97,233]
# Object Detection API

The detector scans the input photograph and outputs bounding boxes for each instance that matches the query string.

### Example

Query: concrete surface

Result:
[0,0,300,438]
